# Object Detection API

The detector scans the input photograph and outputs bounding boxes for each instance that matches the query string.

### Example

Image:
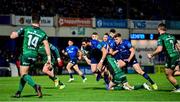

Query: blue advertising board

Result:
[96,19,127,28]
[166,20,180,29]
[0,16,10,24]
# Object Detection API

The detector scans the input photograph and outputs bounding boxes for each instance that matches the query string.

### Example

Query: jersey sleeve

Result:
[16,27,25,36]
[125,40,132,49]
[97,42,104,50]
[50,44,61,59]
[157,37,163,46]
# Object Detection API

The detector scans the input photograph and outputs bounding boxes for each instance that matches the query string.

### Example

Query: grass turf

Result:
[0,73,180,101]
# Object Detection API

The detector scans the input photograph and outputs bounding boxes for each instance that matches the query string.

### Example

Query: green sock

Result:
[18,77,26,92]
[133,85,143,90]
[23,74,36,87]
[113,86,124,90]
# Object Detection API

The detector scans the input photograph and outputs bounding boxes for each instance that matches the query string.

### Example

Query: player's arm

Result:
[10,32,19,39]
[148,46,163,58]
[78,49,83,60]
[127,47,135,62]
[175,40,180,51]
[43,40,51,63]
[50,44,61,60]
[62,49,68,55]
[10,27,24,39]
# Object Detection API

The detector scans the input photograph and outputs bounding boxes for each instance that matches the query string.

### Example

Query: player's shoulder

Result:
[123,39,130,43]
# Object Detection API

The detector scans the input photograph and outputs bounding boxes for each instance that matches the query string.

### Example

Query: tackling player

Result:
[111,33,158,90]
[38,43,65,89]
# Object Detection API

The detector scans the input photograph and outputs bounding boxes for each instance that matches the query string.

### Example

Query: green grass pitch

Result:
[0,73,180,101]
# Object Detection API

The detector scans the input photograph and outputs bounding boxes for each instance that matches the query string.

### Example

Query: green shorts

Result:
[165,55,180,69]
[20,53,37,66]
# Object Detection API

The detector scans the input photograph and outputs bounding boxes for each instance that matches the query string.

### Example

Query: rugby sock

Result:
[142,73,155,85]
[18,77,26,92]
[23,74,36,87]
[133,85,144,90]
[114,86,124,90]
[104,73,109,85]
[49,76,57,81]
[174,84,180,89]
[69,73,73,78]
[81,74,85,79]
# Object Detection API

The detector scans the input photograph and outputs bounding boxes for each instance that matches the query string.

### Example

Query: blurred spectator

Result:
[0,0,180,20]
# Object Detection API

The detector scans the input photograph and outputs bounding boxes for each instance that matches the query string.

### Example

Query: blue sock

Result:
[143,73,154,85]
[69,73,73,78]
[104,73,109,85]
[81,74,85,79]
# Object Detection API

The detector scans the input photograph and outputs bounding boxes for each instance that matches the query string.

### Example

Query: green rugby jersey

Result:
[17,26,48,55]
[157,33,179,57]
[38,43,60,59]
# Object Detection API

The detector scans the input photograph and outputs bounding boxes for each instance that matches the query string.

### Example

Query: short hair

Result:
[110,29,116,33]
[32,14,41,23]
[158,23,167,31]
[82,38,90,43]
[114,33,121,38]
[68,39,74,43]
[104,33,109,36]
[92,32,98,35]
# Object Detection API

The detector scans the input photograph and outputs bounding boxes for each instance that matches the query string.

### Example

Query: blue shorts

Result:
[90,57,100,64]
[119,56,138,67]
[69,59,77,65]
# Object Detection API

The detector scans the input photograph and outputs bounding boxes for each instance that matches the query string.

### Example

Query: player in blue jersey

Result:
[62,40,87,83]
[81,38,107,81]
[111,33,158,90]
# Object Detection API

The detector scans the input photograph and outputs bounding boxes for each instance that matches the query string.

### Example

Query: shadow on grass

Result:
[43,86,57,89]
[11,94,52,98]
[83,87,105,90]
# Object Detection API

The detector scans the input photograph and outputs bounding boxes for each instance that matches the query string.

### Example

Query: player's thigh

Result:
[91,64,97,72]
[117,60,126,68]
[73,64,80,71]
[165,68,174,76]
[66,62,74,69]
[20,66,30,76]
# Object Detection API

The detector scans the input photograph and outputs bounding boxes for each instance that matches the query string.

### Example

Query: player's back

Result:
[158,33,179,57]
[22,26,47,55]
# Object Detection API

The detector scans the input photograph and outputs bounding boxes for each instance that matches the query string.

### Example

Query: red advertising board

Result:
[59,17,93,27]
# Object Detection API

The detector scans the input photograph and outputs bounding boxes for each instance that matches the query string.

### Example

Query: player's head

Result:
[91,32,99,40]
[32,14,41,24]
[81,38,91,48]
[103,33,109,42]
[114,33,122,44]
[158,23,167,34]
[109,29,116,37]
[68,39,74,46]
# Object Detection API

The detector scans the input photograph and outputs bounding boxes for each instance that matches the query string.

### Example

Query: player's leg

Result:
[174,65,180,76]
[73,64,87,82]
[165,68,180,91]
[66,62,74,82]
[132,63,158,90]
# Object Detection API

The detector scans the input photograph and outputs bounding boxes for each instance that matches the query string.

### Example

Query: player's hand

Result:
[45,61,52,70]
[147,54,153,59]
[78,56,82,60]
[124,59,130,63]
[62,50,65,53]
[57,58,63,67]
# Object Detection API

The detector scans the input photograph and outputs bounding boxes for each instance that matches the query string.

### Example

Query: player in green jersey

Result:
[38,43,65,89]
[106,55,151,91]
[10,14,51,98]
[148,23,180,92]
